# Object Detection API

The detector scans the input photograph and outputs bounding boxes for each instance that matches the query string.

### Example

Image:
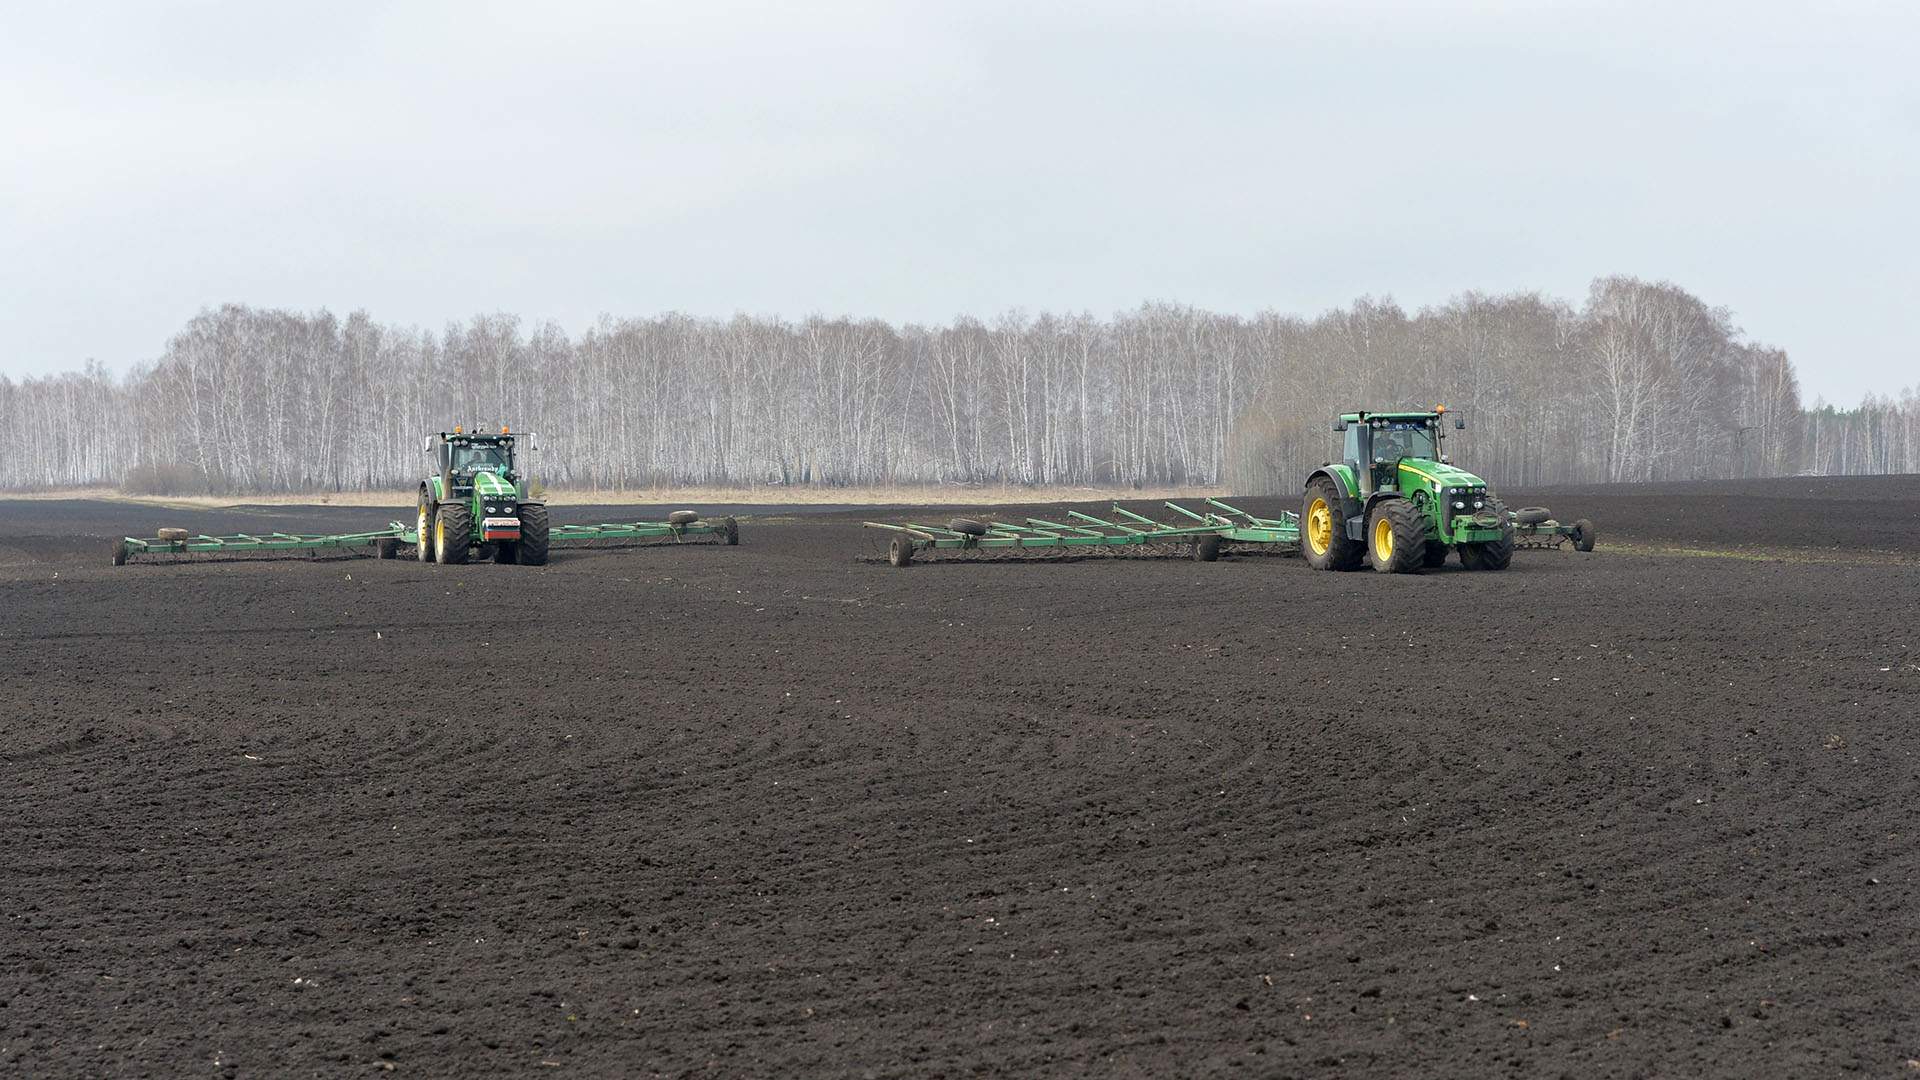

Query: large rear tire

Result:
[434,502,472,564]
[1422,540,1450,568]
[1302,476,1365,571]
[1367,498,1427,574]
[492,542,517,563]
[415,493,434,563]
[516,503,550,565]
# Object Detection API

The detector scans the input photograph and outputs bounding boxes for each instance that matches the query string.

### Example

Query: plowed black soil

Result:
[3,478,1917,1077]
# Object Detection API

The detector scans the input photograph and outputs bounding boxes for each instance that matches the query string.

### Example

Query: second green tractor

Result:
[416,428,549,565]
[1302,409,1514,573]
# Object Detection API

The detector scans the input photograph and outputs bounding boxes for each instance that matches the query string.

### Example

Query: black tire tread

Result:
[1368,498,1427,574]
[1302,475,1365,571]
[516,503,550,565]
[435,502,472,564]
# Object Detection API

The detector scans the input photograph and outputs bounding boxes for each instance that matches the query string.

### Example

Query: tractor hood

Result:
[1396,457,1487,492]
[472,471,516,499]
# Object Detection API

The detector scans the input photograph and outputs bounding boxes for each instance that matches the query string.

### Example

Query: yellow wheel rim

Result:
[1373,515,1394,560]
[434,515,444,556]
[1306,498,1332,555]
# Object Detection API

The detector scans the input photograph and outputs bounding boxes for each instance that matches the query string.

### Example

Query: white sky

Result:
[2,0,1914,403]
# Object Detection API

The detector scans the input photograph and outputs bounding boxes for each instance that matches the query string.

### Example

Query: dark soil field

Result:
[3,477,1917,1077]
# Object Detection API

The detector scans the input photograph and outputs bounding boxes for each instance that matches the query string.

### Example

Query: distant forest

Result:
[2,276,1915,494]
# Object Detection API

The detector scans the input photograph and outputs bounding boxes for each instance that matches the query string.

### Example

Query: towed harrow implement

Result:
[1508,507,1597,551]
[864,499,1298,567]
[111,513,739,565]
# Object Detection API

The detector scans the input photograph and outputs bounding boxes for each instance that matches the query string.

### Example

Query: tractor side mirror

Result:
[1454,419,1466,430]
[1333,419,1346,432]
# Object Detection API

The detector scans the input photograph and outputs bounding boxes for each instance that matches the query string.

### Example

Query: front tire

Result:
[516,503,550,565]
[1458,498,1514,571]
[434,502,472,564]
[1302,476,1365,571]
[1367,498,1427,574]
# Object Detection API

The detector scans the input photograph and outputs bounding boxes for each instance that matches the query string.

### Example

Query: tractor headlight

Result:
[1474,499,1485,509]
[486,505,498,514]
[1452,500,1465,510]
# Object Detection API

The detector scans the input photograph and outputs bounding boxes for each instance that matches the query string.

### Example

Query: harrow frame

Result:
[864,499,1298,567]
[112,514,739,564]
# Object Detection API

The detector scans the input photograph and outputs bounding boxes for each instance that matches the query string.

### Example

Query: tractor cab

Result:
[1335,410,1454,495]
[430,429,523,495]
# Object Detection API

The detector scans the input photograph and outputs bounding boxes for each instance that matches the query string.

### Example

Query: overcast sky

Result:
[2,0,1914,403]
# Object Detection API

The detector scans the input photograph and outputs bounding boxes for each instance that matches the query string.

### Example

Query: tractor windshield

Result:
[453,443,511,474]
[1372,421,1437,463]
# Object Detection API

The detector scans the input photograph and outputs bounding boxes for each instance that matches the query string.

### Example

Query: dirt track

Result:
[3,478,1918,1077]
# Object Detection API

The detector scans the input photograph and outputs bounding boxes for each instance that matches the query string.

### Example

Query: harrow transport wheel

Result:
[516,503,550,565]
[667,510,701,525]
[1367,498,1426,574]
[1193,533,1223,562]
[156,527,190,542]
[1302,476,1364,571]
[415,496,434,563]
[1571,518,1597,552]
[1515,507,1553,526]
[1422,540,1451,568]
[376,538,399,559]
[888,534,915,567]
[434,503,472,564]
[110,541,128,567]
[948,518,988,537]
[721,516,739,545]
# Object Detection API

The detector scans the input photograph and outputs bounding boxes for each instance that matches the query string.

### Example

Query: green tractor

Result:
[415,428,549,565]
[1301,408,1514,573]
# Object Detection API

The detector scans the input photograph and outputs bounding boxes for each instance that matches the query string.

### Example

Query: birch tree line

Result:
[1,276,1913,495]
